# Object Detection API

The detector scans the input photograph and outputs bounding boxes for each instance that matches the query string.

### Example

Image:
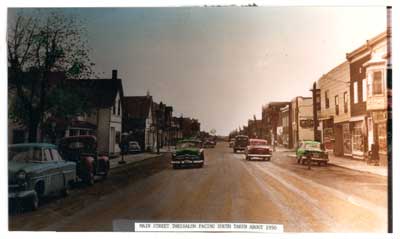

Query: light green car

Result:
[9,143,76,211]
[296,140,329,166]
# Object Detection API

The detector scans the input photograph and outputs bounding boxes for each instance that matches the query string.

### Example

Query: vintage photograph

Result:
[7,5,392,233]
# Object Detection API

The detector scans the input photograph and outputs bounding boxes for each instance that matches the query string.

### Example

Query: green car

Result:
[172,140,204,169]
[296,140,329,166]
[8,143,77,211]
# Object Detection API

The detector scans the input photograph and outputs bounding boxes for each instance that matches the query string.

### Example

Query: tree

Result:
[8,10,96,142]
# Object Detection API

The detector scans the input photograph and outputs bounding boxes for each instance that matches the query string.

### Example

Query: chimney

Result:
[112,70,118,80]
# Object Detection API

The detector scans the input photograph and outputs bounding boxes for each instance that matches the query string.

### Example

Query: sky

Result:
[8,7,387,135]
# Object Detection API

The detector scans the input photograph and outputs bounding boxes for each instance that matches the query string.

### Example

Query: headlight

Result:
[17,171,26,182]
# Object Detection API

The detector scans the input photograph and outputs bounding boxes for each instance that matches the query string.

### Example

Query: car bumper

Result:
[171,160,204,165]
[247,154,272,158]
[8,186,36,199]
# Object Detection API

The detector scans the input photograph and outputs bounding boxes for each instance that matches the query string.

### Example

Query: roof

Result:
[67,79,124,108]
[9,143,58,149]
[346,31,387,60]
[123,96,153,119]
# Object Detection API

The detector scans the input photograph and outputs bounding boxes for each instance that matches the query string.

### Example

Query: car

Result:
[128,141,141,153]
[229,139,235,148]
[296,140,329,166]
[245,139,272,161]
[171,139,204,169]
[203,140,215,148]
[58,135,110,185]
[8,143,76,211]
[233,135,249,153]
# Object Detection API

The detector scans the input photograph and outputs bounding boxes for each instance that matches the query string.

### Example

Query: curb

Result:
[328,163,387,177]
[110,153,170,171]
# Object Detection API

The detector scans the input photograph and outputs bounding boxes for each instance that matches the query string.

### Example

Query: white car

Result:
[128,141,141,153]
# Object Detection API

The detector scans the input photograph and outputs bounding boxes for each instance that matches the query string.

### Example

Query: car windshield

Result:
[176,141,201,149]
[251,140,267,146]
[129,142,139,146]
[304,142,321,150]
[8,146,43,162]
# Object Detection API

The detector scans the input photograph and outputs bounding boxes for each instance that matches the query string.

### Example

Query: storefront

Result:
[368,111,388,165]
[350,116,367,160]
[321,118,334,152]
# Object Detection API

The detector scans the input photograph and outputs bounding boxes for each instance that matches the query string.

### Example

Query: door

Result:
[44,149,64,193]
[334,125,343,156]
[343,123,352,155]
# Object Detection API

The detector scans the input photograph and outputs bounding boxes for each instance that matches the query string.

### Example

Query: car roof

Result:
[9,143,58,149]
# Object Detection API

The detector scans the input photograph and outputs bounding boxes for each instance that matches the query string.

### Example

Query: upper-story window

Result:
[112,105,116,115]
[362,78,367,102]
[373,71,383,95]
[343,91,348,113]
[325,90,330,109]
[335,95,339,115]
[353,82,358,104]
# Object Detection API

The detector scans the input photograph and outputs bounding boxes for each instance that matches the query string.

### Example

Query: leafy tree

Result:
[8,10,96,142]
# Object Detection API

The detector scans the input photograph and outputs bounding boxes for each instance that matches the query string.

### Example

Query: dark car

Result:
[245,139,272,161]
[233,135,249,153]
[296,140,329,166]
[203,140,215,148]
[8,143,76,210]
[171,140,204,169]
[59,136,110,185]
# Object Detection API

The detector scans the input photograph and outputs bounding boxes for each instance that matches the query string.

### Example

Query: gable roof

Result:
[67,78,124,108]
[123,96,153,119]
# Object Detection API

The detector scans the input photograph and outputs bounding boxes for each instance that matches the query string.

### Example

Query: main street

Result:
[9,142,387,232]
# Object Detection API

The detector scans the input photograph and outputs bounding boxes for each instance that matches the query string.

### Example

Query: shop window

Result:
[373,71,383,95]
[300,119,314,128]
[377,123,387,153]
[352,122,364,152]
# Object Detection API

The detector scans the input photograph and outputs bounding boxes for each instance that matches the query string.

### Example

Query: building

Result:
[65,70,124,157]
[316,62,351,156]
[290,96,314,148]
[363,32,390,165]
[261,102,290,143]
[123,94,156,152]
[280,104,293,148]
[247,118,263,139]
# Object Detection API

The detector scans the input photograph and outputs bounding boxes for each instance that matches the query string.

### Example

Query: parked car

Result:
[245,139,272,161]
[128,141,141,153]
[229,139,235,148]
[8,143,76,211]
[171,139,204,169]
[203,140,215,148]
[58,136,110,185]
[296,140,329,166]
[233,135,249,153]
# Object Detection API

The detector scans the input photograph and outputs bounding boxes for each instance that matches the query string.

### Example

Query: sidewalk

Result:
[282,148,387,177]
[109,152,168,170]
[328,154,387,177]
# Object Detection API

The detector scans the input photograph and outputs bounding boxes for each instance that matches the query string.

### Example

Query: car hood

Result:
[175,148,200,155]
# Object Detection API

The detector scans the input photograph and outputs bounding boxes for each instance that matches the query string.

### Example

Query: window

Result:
[335,95,339,115]
[377,123,387,153]
[325,90,330,108]
[373,71,383,95]
[362,78,367,101]
[69,129,78,136]
[352,122,364,152]
[344,92,348,113]
[113,104,116,115]
[353,82,358,104]
[300,119,314,128]
[44,149,52,161]
[51,149,63,161]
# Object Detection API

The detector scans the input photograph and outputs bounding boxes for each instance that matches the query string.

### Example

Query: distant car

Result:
[229,139,235,148]
[59,136,110,185]
[245,139,272,161]
[233,135,249,153]
[128,141,141,153]
[172,140,204,169]
[203,140,215,148]
[296,140,329,166]
[8,143,76,211]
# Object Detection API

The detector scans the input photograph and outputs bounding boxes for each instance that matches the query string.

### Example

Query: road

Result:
[9,142,388,232]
